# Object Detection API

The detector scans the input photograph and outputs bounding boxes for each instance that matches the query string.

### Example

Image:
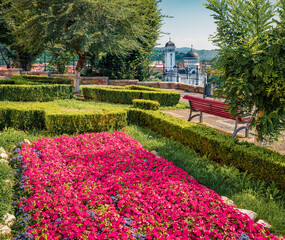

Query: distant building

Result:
[163,40,206,86]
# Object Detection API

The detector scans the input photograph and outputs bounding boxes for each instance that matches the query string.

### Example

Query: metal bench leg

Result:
[233,122,250,138]
[199,112,203,123]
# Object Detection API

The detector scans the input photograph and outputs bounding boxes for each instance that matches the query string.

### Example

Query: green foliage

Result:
[82,86,180,106]
[45,109,127,134]
[0,85,74,101]
[11,75,73,84]
[0,80,16,84]
[0,107,45,130]
[0,162,13,225]
[6,0,162,91]
[133,99,159,110]
[0,102,127,134]
[128,109,285,190]
[206,0,285,142]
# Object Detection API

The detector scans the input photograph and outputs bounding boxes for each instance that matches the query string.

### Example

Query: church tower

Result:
[164,39,176,81]
[165,38,176,72]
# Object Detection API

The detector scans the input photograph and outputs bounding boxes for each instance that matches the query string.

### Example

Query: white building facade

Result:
[164,41,206,86]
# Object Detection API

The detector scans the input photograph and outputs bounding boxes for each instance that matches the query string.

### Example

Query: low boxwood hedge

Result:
[0,85,74,101]
[82,86,180,106]
[127,109,285,190]
[133,99,160,110]
[0,80,16,85]
[11,75,73,85]
[0,104,127,134]
[46,109,127,134]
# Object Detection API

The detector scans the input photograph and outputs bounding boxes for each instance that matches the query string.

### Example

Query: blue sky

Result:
[157,0,278,50]
[157,0,216,50]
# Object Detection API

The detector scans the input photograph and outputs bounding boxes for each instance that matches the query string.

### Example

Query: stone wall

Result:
[22,71,49,76]
[0,68,22,77]
[50,74,75,79]
[81,77,108,85]
[109,80,139,86]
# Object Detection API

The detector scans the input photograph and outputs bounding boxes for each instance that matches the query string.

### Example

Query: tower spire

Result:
[169,37,171,42]
[191,44,193,51]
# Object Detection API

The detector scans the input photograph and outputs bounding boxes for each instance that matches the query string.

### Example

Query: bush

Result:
[11,75,73,85]
[45,109,127,134]
[0,162,13,225]
[0,85,74,101]
[0,107,45,130]
[127,109,285,190]
[0,104,127,134]
[0,80,16,85]
[133,99,159,110]
[82,86,180,106]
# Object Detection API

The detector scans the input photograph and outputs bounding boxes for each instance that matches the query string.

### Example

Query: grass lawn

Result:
[0,124,284,235]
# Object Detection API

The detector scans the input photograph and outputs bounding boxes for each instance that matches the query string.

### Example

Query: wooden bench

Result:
[183,95,251,137]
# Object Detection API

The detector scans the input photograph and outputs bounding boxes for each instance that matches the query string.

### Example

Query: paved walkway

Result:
[163,89,285,155]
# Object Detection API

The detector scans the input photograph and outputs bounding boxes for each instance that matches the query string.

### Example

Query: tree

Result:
[206,0,285,143]
[6,0,162,92]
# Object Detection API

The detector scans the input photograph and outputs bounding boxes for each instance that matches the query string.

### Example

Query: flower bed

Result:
[15,132,277,239]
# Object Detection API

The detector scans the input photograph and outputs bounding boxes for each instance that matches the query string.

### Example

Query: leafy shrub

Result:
[11,75,73,84]
[0,85,74,101]
[0,80,16,85]
[127,109,285,190]
[0,107,45,130]
[0,162,13,225]
[0,104,127,134]
[45,109,127,134]
[82,86,180,106]
[133,99,159,110]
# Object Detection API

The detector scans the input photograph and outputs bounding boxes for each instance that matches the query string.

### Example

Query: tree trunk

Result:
[0,45,10,68]
[254,110,264,146]
[74,54,86,93]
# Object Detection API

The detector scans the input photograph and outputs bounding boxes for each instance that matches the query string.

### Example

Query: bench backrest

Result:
[183,95,242,121]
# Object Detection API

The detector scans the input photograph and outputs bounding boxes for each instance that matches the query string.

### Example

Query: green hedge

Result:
[133,99,160,110]
[11,75,73,84]
[82,86,180,106]
[0,85,74,101]
[0,80,16,85]
[0,107,45,130]
[128,109,285,190]
[46,109,127,134]
[0,104,127,134]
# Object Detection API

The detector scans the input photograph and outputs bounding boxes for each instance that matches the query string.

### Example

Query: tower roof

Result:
[165,38,175,48]
[185,50,199,59]
[185,45,199,59]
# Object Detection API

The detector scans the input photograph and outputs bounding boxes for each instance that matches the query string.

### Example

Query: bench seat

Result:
[183,95,251,137]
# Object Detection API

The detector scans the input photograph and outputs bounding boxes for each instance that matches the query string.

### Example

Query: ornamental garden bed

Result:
[10,132,279,239]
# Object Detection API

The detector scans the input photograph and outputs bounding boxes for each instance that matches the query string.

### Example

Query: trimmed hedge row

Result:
[133,99,160,110]
[127,109,285,190]
[0,104,127,134]
[0,85,74,101]
[46,110,127,134]
[11,75,73,85]
[0,80,16,85]
[82,86,180,106]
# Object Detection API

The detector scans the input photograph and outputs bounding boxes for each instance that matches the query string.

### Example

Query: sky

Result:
[156,0,217,50]
[156,0,277,50]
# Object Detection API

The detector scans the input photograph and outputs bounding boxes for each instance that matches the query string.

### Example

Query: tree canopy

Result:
[206,0,285,142]
[4,0,162,91]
